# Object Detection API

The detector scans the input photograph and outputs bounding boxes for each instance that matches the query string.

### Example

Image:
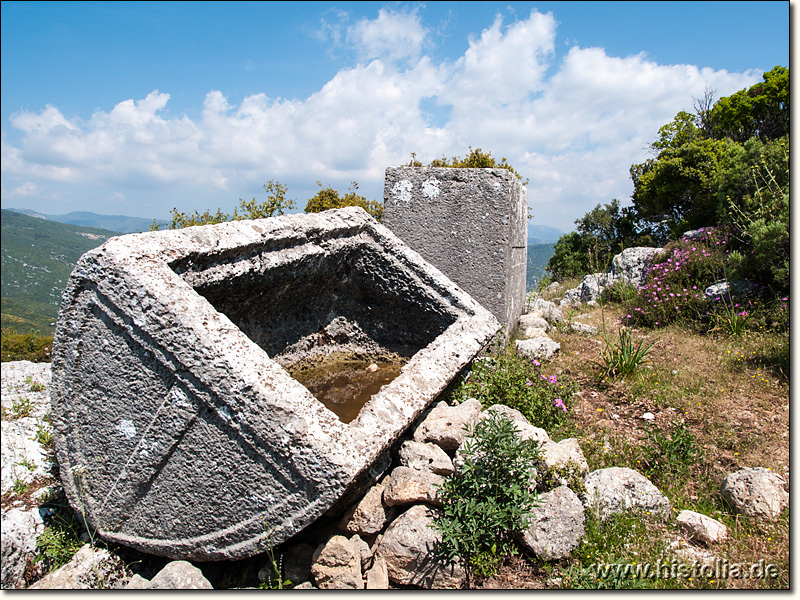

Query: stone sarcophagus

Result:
[50,207,499,560]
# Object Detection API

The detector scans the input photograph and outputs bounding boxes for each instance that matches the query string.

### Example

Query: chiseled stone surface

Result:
[383,167,527,336]
[50,207,500,560]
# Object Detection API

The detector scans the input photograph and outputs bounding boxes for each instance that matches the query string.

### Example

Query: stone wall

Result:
[382,167,527,336]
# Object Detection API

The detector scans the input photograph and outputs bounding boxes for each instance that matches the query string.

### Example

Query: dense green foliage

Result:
[151,180,295,230]
[1,210,117,334]
[547,66,789,303]
[450,346,575,432]
[435,411,541,582]
[406,147,526,182]
[304,181,383,220]
[1,329,53,362]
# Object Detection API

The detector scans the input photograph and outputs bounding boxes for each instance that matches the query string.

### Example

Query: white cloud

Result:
[0,9,762,231]
[348,8,427,63]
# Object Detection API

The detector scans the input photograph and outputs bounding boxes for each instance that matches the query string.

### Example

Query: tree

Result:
[151,180,295,230]
[545,232,590,281]
[304,181,383,220]
[708,66,789,143]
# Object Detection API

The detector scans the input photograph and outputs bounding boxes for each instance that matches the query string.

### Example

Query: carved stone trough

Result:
[50,207,499,560]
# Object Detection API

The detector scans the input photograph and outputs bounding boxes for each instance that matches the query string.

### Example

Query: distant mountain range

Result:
[1,210,119,333]
[6,208,167,234]
[2,208,560,334]
[527,223,563,244]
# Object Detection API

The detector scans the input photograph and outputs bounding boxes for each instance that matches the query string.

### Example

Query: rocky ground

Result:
[1,292,788,589]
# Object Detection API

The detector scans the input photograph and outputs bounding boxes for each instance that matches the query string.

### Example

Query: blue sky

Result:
[1,1,789,233]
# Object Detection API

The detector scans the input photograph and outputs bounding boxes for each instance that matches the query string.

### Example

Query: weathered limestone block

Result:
[311,535,364,589]
[398,441,454,475]
[720,467,788,520]
[583,467,670,520]
[339,482,397,536]
[366,556,390,589]
[376,505,465,589]
[413,398,483,451]
[50,207,500,561]
[383,466,444,507]
[144,561,213,590]
[539,438,589,489]
[676,510,728,545]
[481,404,550,444]
[516,337,561,361]
[383,167,527,336]
[516,486,585,561]
[28,544,123,589]
[1,507,47,589]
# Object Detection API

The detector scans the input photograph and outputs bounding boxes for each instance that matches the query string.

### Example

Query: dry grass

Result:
[526,302,790,589]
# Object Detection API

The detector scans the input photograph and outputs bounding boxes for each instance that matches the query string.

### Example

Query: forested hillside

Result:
[1,210,118,333]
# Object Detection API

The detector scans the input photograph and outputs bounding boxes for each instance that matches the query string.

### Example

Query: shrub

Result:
[451,349,575,431]
[599,279,639,305]
[598,328,655,379]
[640,420,703,483]
[1,330,53,363]
[435,411,541,582]
[625,228,728,328]
[151,180,295,230]
[304,181,383,220]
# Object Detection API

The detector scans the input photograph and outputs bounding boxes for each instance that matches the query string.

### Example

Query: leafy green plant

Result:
[3,397,33,420]
[598,328,656,378]
[35,507,86,571]
[257,527,291,590]
[434,411,541,583]
[25,376,47,392]
[711,295,751,336]
[12,478,30,496]
[1,329,54,363]
[304,181,383,220]
[452,349,575,431]
[640,421,703,481]
[150,180,295,230]
[600,279,639,306]
[33,419,55,450]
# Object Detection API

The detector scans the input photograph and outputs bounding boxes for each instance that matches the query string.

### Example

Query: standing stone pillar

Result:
[383,167,527,337]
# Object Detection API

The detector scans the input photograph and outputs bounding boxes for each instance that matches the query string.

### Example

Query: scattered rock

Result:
[676,510,728,545]
[518,313,550,336]
[720,467,788,520]
[365,556,390,589]
[1,507,47,589]
[516,486,585,561]
[376,505,465,589]
[383,466,444,507]
[641,412,655,421]
[28,544,124,589]
[292,581,317,589]
[539,438,589,489]
[528,298,564,324]
[583,467,670,520]
[311,535,365,589]
[516,337,561,361]
[398,441,454,476]
[339,482,397,536]
[481,405,549,444]
[413,399,482,451]
[569,322,598,334]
